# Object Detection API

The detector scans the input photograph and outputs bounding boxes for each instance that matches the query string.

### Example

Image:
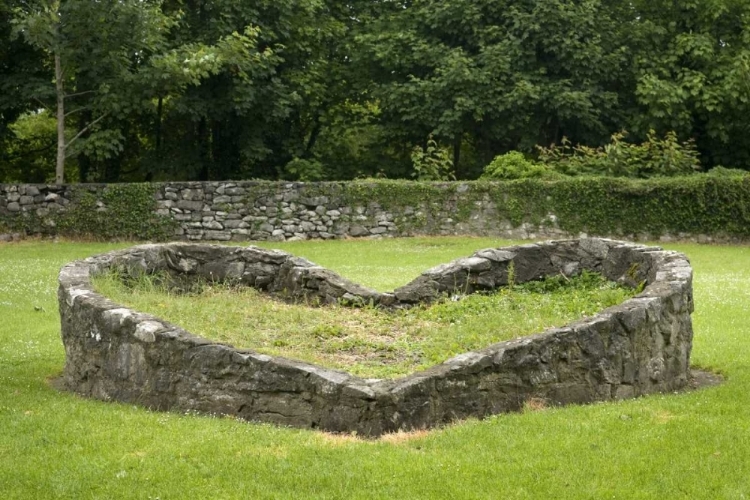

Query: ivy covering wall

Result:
[1,176,749,242]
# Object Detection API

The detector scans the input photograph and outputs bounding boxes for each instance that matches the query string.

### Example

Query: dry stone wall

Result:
[0,184,72,240]
[1,180,743,242]
[150,181,565,241]
[58,238,694,436]
[0,181,643,242]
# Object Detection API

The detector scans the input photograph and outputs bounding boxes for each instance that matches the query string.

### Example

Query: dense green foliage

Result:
[481,152,557,180]
[472,175,750,237]
[535,130,702,178]
[410,135,456,181]
[339,175,750,238]
[482,131,702,180]
[1,238,749,498]
[3,0,750,181]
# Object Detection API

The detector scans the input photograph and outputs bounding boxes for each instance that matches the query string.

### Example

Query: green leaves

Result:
[359,0,632,173]
[481,151,557,180]
[57,184,176,240]
[4,0,750,181]
[537,130,701,178]
[410,135,455,181]
[629,0,750,166]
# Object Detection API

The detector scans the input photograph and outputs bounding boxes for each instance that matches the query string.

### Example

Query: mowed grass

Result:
[94,270,633,379]
[0,237,748,499]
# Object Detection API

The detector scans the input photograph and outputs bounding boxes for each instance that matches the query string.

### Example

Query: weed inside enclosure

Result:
[93,270,635,379]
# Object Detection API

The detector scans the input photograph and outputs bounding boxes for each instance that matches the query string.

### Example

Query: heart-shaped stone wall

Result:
[58,238,693,436]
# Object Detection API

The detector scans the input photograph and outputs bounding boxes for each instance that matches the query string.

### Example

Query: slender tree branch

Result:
[64,89,98,99]
[33,97,52,112]
[55,51,65,185]
[65,112,109,149]
[64,106,88,117]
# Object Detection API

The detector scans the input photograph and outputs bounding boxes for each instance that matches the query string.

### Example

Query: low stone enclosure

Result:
[58,238,694,437]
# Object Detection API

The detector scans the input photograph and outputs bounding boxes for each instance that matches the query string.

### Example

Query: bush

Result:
[282,158,326,182]
[537,130,701,178]
[411,135,455,181]
[473,175,750,238]
[481,151,560,180]
[706,166,749,177]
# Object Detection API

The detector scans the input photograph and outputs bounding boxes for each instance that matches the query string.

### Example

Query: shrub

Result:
[706,166,749,177]
[537,130,701,178]
[481,151,559,180]
[282,158,326,182]
[411,135,455,181]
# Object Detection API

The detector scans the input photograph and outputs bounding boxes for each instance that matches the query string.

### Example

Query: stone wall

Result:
[0,181,608,242]
[0,184,72,240]
[58,238,694,436]
[1,180,742,242]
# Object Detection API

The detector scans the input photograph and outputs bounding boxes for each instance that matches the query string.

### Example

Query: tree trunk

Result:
[197,117,210,181]
[55,53,65,184]
[304,118,323,159]
[77,110,93,182]
[211,120,222,179]
[155,96,163,158]
[453,135,462,179]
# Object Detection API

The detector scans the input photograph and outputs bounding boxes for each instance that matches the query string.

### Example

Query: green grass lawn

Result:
[1,237,748,499]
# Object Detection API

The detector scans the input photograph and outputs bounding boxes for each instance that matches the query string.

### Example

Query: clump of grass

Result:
[92,269,635,379]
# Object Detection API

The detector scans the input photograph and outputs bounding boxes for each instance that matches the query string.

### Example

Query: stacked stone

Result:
[0,184,72,218]
[99,243,389,307]
[0,181,723,242]
[58,238,694,436]
[0,181,641,243]
[155,182,404,242]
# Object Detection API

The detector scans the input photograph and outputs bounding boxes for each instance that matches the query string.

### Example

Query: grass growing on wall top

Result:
[0,237,748,499]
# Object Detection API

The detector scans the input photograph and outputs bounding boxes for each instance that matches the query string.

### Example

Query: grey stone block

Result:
[58,238,694,437]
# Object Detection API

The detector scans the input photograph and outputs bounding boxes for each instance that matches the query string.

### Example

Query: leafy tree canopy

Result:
[2,0,750,182]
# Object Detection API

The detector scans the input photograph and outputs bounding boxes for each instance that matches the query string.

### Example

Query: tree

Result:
[0,0,52,180]
[359,0,633,177]
[11,0,176,183]
[627,0,750,168]
[5,0,750,182]
[9,0,273,183]
[135,0,373,182]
